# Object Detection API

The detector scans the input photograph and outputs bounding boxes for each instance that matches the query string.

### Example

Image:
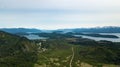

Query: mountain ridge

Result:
[0,26,120,33]
[0,28,42,33]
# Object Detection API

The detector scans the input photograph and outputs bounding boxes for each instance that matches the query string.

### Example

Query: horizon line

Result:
[0,26,120,30]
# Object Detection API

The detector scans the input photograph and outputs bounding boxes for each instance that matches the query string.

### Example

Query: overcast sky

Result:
[0,0,120,29]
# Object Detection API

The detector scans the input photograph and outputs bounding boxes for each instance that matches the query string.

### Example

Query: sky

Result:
[0,0,120,30]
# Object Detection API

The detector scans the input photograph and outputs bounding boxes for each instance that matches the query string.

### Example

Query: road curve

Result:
[70,47,74,67]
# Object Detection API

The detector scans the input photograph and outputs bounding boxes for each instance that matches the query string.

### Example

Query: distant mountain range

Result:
[0,26,120,34]
[0,28,42,33]
[57,26,120,33]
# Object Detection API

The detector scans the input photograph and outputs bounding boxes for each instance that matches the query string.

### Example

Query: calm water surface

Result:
[75,33,120,42]
[24,34,47,40]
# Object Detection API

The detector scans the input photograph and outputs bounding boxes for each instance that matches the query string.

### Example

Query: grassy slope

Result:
[34,38,120,67]
[35,40,72,67]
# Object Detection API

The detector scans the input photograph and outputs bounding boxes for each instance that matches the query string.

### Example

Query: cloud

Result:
[0,10,120,29]
[0,0,120,10]
[0,0,120,29]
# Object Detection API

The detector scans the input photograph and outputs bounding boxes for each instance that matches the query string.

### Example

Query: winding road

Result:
[70,47,74,67]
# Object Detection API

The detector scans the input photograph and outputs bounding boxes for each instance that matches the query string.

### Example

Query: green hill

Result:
[0,31,120,67]
[0,31,38,67]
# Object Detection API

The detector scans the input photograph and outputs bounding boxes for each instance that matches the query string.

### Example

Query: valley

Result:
[0,27,120,67]
[1,0,120,66]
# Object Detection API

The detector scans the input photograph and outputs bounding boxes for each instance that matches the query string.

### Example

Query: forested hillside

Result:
[0,31,38,67]
[0,28,41,34]
[0,31,120,67]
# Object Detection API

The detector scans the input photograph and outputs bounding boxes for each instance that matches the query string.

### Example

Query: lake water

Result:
[24,34,47,40]
[74,33,120,42]
[24,33,120,42]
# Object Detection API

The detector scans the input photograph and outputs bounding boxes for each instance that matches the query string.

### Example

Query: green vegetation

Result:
[33,32,75,39]
[68,38,120,66]
[0,31,38,67]
[33,32,120,67]
[0,31,120,67]
[80,33,119,38]
[34,39,72,67]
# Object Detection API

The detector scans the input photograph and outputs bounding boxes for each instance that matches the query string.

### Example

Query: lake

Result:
[74,33,120,42]
[24,34,47,40]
